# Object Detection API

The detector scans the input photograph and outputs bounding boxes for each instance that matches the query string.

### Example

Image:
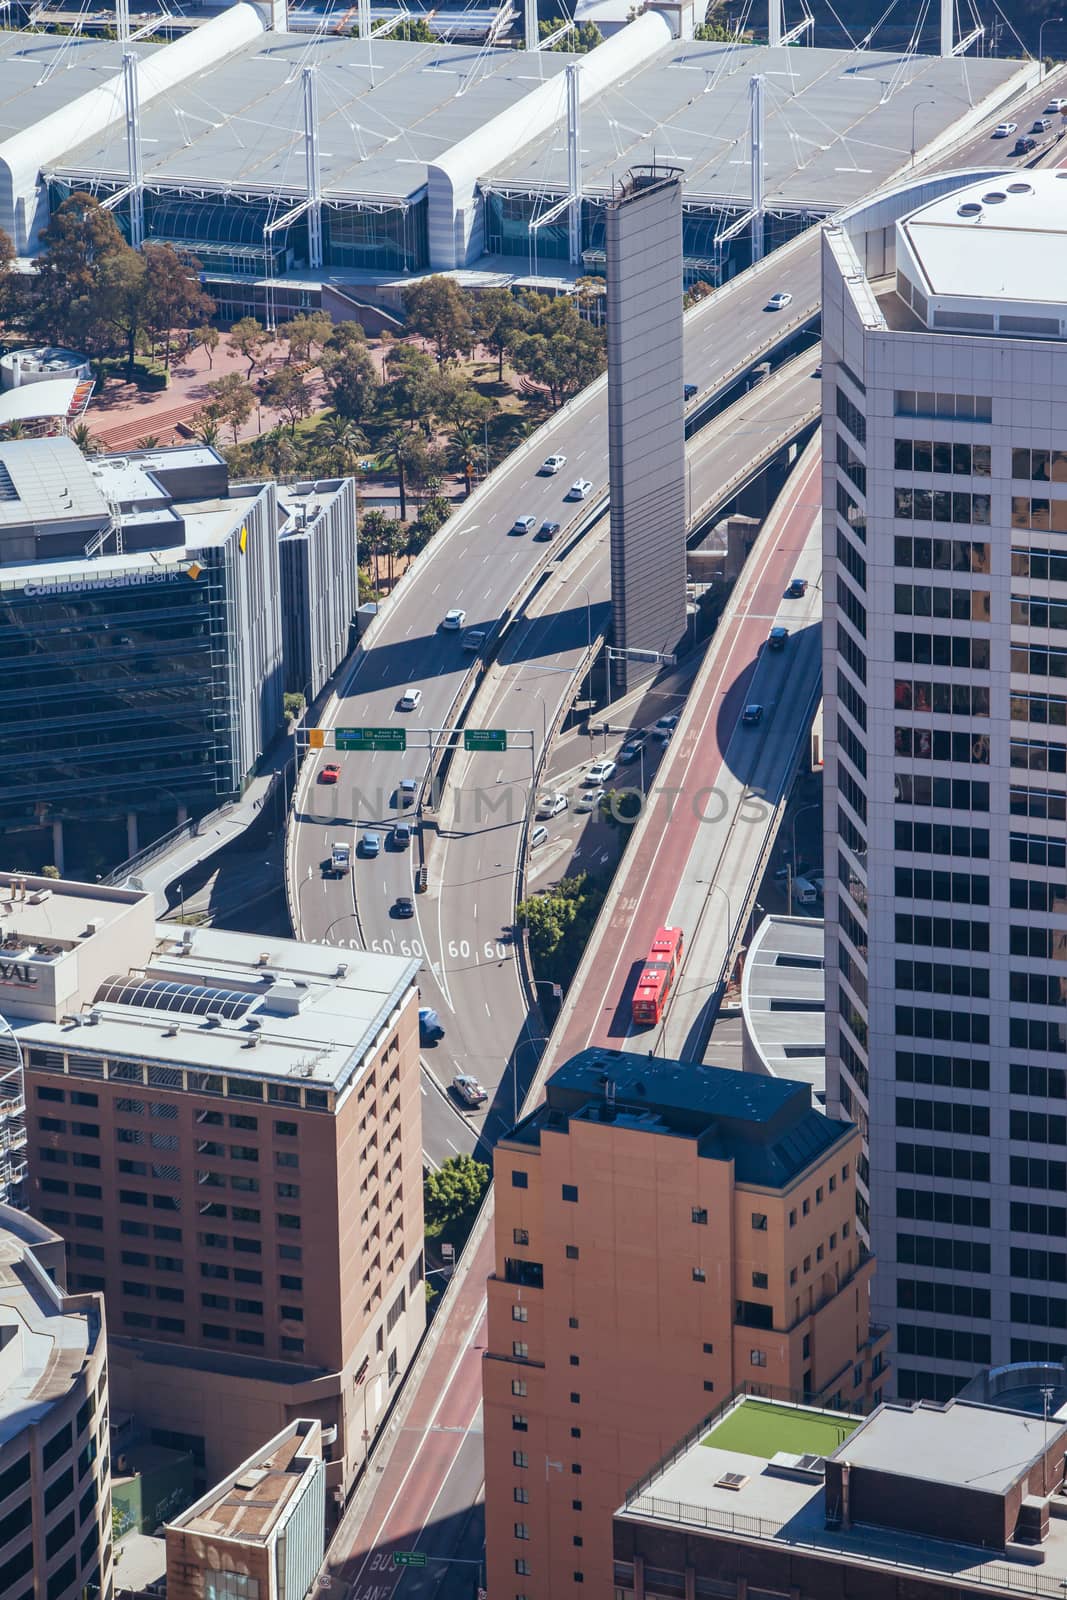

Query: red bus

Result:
[631,926,685,1027]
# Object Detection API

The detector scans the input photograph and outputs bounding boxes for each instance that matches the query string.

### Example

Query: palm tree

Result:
[382,428,416,522]
[264,428,297,477]
[69,421,101,455]
[192,412,222,448]
[138,434,161,450]
[318,414,369,477]
[447,425,480,497]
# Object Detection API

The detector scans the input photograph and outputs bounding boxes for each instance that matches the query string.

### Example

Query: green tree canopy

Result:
[403,274,473,364]
[424,1154,490,1234]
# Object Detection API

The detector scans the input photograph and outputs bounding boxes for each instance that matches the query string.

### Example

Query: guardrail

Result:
[688,406,821,535]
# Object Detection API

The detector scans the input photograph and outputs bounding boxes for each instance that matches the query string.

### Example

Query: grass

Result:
[701,1400,860,1462]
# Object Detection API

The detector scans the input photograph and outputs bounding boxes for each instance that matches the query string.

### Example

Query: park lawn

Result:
[701,1400,860,1461]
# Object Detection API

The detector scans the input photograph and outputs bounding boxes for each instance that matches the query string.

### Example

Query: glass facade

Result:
[0,564,233,828]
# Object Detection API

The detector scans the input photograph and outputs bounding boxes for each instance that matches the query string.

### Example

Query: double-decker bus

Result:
[631,926,685,1027]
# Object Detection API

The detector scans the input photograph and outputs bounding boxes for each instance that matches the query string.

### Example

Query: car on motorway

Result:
[1047,98,1067,112]
[767,626,789,651]
[1013,135,1037,155]
[992,121,1017,137]
[530,824,549,848]
[394,895,415,918]
[742,703,764,726]
[451,1073,489,1108]
[653,713,679,742]
[462,629,487,652]
[441,608,466,630]
[1033,116,1052,132]
[398,687,422,710]
[399,778,417,806]
[535,520,561,542]
[617,739,646,764]
[766,291,793,310]
[792,876,820,906]
[574,787,604,813]
[510,514,536,535]
[328,841,351,876]
[419,1007,444,1042]
[586,758,616,785]
[785,577,808,598]
[319,763,341,784]
[684,382,698,401]
[392,822,412,849]
[537,792,568,818]
[361,830,382,858]
[539,453,567,475]
[565,478,593,501]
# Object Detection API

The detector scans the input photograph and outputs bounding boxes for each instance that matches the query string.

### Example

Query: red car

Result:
[319,763,341,784]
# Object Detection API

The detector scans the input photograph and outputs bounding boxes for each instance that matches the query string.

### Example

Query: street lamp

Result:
[1040,15,1063,61]
[909,99,936,164]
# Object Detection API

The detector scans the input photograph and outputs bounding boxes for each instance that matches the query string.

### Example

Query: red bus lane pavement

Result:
[556,448,823,1058]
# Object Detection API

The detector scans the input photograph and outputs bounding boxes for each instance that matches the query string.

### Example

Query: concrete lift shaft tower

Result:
[605,165,687,696]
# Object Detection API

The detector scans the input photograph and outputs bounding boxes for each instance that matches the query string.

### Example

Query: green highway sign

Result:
[393,1552,428,1568]
[336,727,407,752]
[464,728,507,752]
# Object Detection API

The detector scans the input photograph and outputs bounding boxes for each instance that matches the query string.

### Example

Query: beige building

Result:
[483,1049,890,1599]
[0,1204,112,1600]
[0,871,425,1507]
[166,1419,325,1600]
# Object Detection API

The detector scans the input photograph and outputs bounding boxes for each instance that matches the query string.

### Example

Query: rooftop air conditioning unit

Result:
[257,952,271,967]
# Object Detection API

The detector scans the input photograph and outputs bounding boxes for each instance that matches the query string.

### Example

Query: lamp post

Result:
[909,99,936,164]
[1040,15,1062,61]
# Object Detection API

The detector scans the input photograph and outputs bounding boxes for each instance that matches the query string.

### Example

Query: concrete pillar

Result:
[50,820,64,876]
[126,812,139,859]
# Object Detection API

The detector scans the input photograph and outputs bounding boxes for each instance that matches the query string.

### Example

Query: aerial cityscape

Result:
[0,0,1065,1597]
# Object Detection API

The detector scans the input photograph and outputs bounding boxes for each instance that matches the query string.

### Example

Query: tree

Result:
[142,242,214,368]
[260,364,313,433]
[321,334,379,424]
[360,507,391,585]
[423,1154,490,1235]
[403,275,473,365]
[283,691,306,721]
[228,316,268,378]
[317,413,368,476]
[96,247,148,373]
[278,310,332,364]
[33,192,128,349]
[517,874,605,983]
[206,371,255,443]
[383,344,438,434]
[192,405,223,447]
[539,15,602,48]
[196,323,220,368]
[447,425,481,496]
[389,15,435,40]
[472,285,527,382]
[68,421,100,454]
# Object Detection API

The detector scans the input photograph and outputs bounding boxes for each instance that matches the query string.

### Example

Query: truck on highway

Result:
[330,841,352,876]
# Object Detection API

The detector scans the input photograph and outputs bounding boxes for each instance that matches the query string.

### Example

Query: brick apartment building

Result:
[0,871,425,1505]
[483,1049,890,1599]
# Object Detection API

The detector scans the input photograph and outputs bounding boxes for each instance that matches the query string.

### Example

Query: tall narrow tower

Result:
[605,166,687,695]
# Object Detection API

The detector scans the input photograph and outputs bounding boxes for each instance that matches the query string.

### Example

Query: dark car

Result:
[767,626,789,651]
[683,383,698,401]
[1013,136,1037,155]
[419,1007,444,1042]
[742,703,764,726]
[785,578,808,598]
[535,520,561,542]
[394,896,415,918]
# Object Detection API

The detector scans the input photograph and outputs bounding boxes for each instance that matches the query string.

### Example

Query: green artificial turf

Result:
[701,1400,860,1461]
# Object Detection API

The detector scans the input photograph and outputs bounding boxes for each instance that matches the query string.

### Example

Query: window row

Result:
[1012,547,1067,583]
[894,867,989,905]
[894,390,992,423]
[894,680,989,716]
[896,1050,989,1090]
[894,488,991,525]
[895,774,989,811]
[894,820,990,860]
[894,584,990,622]
[895,631,989,669]
[894,535,989,574]
[894,727,988,765]
[1012,497,1067,532]
[894,913,989,951]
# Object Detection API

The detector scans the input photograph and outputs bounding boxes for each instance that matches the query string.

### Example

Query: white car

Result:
[574,787,604,814]
[766,291,793,310]
[566,478,593,501]
[537,792,568,819]
[540,454,567,475]
[992,121,1017,138]
[398,688,422,711]
[1046,98,1067,113]
[510,514,536,535]
[452,1074,489,1108]
[441,608,466,630]
[586,759,616,785]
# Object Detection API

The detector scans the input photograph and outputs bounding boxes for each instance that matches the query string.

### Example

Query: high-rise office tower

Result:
[483,1049,888,1598]
[1,871,425,1501]
[606,165,688,695]
[822,168,1067,1399]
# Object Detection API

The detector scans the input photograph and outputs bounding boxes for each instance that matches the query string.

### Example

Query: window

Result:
[565,1245,579,1260]
[513,1229,529,1246]
[513,1341,528,1358]
[691,1207,708,1225]
[703,1342,714,1354]
[570,1427,581,1438]
[704,1380,715,1391]
[562,1184,578,1203]
[512,1379,527,1397]
[512,1305,528,1323]
[751,1213,768,1231]
[751,1349,767,1368]
[514,1523,530,1539]
[512,1171,528,1189]
[570,1392,580,1404]
[752,1271,769,1289]
[515,1561,531,1577]
[692,1267,706,1283]
[568,1317,579,1329]
[513,1451,528,1468]
[514,1487,529,1504]
[512,1415,528,1432]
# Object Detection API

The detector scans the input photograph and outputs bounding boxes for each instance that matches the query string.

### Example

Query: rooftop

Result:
[51,32,576,206]
[0,435,107,532]
[508,1047,851,1187]
[741,916,825,1100]
[901,170,1067,305]
[0,873,418,1094]
[841,1403,1059,1497]
[0,31,155,146]
[483,42,1026,211]
[0,1203,100,1451]
[169,1419,322,1543]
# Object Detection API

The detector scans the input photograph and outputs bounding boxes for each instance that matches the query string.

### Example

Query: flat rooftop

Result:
[901,169,1067,307]
[741,916,825,1097]
[702,1397,859,1461]
[0,1212,97,1450]
[50,32,576,205]
[0,435,107,531]
[621,1397,1067,1592]
[172,1421,320,1543]
[0,31,155,145]
[483,41,1026,210]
